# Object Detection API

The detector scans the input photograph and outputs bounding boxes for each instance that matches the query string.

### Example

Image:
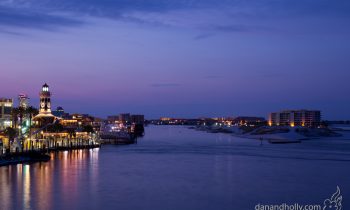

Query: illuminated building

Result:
[39,83,51,115]
[59,113,96,129]
[13,84,101,152]
[268,110,321,127]
[60,118,78,128]
[107,115,119,123]
[18,94,29,109]
[233,116,266,126]
[52,106,66,118]
[33,83,56,126]
[0,98,13,130]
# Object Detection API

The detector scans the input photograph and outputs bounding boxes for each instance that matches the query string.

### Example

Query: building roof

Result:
[32,113,56,120]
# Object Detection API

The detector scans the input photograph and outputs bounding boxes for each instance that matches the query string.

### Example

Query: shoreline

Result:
[189,125,350,143]
[0,152,50,167]
[0,145,101,167]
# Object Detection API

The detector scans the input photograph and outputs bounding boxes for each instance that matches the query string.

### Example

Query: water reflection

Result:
[0,148,100,210]
[0,126,349,210]
[23,165,31,210]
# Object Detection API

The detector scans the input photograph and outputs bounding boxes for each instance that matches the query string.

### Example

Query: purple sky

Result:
[1,0,350,119]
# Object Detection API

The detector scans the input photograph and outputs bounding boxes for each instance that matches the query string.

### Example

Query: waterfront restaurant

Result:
[24,131,98,151]
[24,83,99,151]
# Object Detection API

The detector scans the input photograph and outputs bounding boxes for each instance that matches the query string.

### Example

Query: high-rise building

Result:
[18,94,29,109]
[269,110,321,127]
[0,98,13,130]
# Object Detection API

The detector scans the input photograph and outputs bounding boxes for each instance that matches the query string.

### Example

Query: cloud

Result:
[0,6,84,32]
[193,33,214,40]
[0,0,349,34]
[212,24,249,32]
[151,83,181,88]
[0,28,24,36]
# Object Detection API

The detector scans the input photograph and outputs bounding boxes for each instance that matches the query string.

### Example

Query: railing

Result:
[1,137,100,157]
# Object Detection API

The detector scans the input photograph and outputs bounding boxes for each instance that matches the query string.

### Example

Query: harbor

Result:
[1,1,349,209]
[0,84,143,166]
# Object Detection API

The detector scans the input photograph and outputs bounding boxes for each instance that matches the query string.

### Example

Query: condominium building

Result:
[269,110,321,127]
[0,98,13,130]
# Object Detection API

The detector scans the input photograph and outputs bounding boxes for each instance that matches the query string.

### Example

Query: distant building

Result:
[18,94,29,109]
[119,113,131,124]
[269,110,321,127]
[131,115,144,124]
[233,116,266,126]
[107,115,119,123]
[52,106,66,118]
[0,98,13,130]
[59,113,95,129]
[60,116,78,128]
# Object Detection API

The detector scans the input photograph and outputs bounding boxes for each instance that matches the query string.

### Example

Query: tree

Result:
[11,108,19,129]
[82,125,94,134]
[66,128,76,148]
[26,106,39,140]
[17,107,26,129]
[4,127,17,150]
[26,106,39,125]
[47,123,64,133]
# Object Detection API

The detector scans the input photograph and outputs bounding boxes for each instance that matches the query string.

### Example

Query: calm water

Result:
[0,126,349,210]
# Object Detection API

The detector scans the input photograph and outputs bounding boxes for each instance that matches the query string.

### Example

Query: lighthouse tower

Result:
[39,83,52,115]
[33,83,56,127]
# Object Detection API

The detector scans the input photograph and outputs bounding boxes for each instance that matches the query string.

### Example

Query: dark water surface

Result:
[0,126,349,210]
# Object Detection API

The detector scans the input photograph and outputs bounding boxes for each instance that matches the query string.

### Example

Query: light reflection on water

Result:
[0,126,349,210]
[0,148,100,210]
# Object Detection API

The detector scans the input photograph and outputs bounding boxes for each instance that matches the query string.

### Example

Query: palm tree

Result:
[17,107,26,137]
[83,125,94,146]
[4,127,17,153]
[26,106,39,138]
[11,108,19,129]
[26,106,38,125]
[67,128,76,148]
[25,106,39,151]
[18,107,25,126]
[83,125,94,134]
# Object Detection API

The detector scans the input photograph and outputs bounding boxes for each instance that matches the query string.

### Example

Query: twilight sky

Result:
[1,0,350,119]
